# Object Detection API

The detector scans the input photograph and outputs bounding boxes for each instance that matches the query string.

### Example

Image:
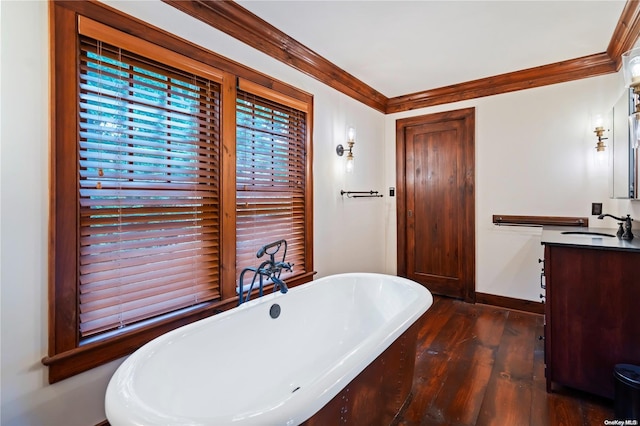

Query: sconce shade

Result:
[347,127,356,142]
[592,114,604,129]
[345,153,354,173]
[595,145,608,167]
[623,47,640,89]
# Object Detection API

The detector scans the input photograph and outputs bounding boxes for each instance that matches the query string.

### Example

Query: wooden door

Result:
[396,108,475,301]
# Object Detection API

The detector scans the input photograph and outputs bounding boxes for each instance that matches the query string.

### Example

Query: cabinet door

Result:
[546,245,640,398]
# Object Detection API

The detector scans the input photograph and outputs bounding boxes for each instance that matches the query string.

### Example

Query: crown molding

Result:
[386,53,616,114]
[163,0,640,115]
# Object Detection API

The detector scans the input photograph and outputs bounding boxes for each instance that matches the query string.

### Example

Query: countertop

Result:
[541,226,640,252]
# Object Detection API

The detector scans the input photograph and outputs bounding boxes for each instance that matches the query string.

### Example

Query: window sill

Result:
[42,300,226,383]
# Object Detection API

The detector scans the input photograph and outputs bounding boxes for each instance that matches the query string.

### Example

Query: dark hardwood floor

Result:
[395,296,614,426]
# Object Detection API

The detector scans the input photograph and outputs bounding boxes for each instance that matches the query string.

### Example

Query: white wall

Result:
[0,1,386,424]
[383,73,640,301]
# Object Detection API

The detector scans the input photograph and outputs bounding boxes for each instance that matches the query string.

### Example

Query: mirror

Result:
[610,88,637,199]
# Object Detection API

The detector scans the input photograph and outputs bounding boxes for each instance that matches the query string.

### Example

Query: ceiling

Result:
[236,0,627,98]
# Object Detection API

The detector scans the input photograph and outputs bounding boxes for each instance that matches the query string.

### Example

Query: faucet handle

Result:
[623,215,634,241]
[276,261,293,272]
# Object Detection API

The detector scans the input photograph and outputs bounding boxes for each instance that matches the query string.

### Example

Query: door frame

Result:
[395,107,476,302]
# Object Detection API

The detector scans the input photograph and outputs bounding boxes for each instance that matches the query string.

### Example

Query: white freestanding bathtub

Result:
[105,272,433,425]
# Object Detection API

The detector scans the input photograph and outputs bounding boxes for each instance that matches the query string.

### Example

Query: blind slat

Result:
[80,261,220,291]
[80,270,219,299]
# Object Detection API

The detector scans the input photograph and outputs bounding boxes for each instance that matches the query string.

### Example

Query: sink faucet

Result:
[597,213,634,240]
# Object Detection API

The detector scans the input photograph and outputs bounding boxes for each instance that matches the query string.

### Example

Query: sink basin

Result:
[561,231,616,238]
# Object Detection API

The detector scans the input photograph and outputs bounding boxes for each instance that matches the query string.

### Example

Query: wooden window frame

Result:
[44,0,314,383]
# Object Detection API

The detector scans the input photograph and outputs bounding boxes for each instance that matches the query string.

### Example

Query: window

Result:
[46,2,313,383]
[78,36,221,338]
[236,86,308,281]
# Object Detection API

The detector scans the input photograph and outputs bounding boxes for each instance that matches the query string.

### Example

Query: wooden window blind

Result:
[235,90,307,282]
[78,36,221,337]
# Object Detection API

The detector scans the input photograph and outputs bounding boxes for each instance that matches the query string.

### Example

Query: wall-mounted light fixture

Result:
[592,114,608,167]
[336,126,355,173]
[622,47,640,149]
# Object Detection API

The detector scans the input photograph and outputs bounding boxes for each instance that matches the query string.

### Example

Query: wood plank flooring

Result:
[394,296,615,426]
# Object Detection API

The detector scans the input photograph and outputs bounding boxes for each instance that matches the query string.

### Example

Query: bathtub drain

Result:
[269,304,281,319]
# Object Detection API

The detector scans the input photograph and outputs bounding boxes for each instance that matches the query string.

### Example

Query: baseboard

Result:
[95,421,109,426]
[475,292,544,315]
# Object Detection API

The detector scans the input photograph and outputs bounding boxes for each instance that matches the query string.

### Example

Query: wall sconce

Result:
[592,114,608,166]
[594,124,607,160]
[622,47,640,148]
[336,126,355,173]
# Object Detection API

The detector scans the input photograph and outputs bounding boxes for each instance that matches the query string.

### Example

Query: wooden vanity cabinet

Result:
[543,244,640,399]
